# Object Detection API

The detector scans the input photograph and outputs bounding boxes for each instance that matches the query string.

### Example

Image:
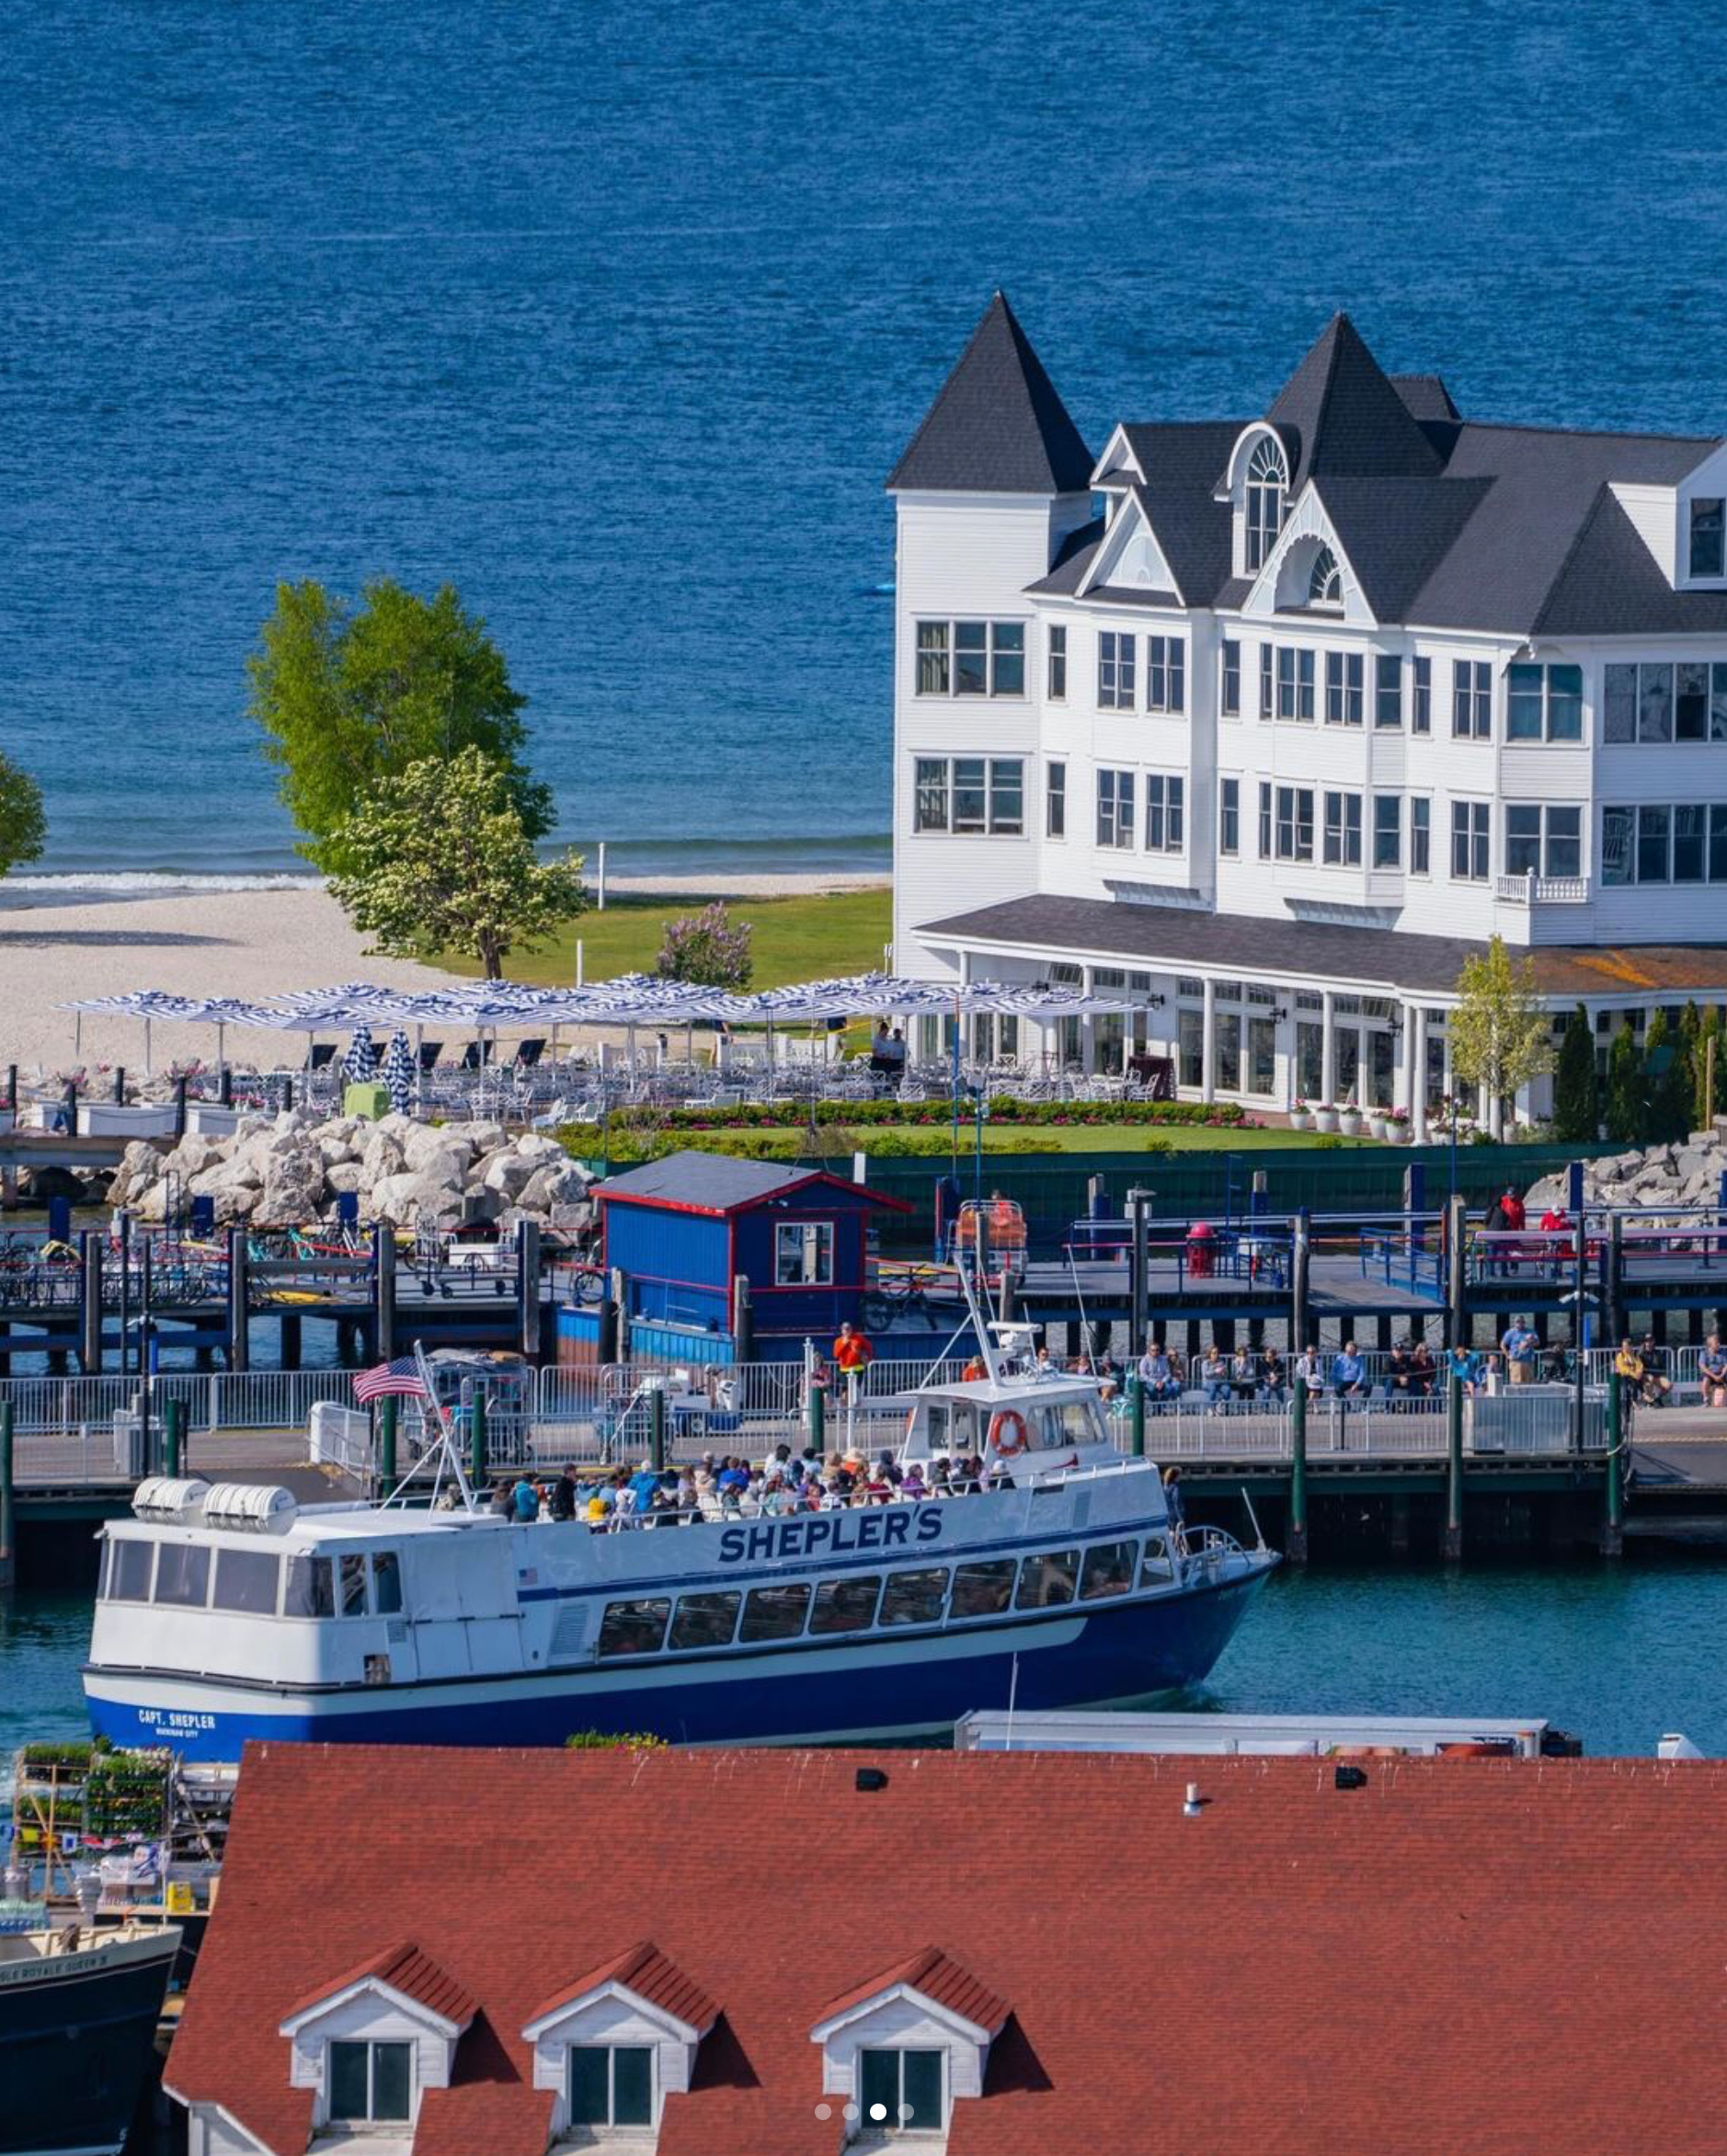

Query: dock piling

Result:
[469,1387,487,1490]
[0,1402,14,1597]
[1604,1370,1625,1557]
[226,1226,249,1371]
[806,1378,825,1456]
[1443,1370,1465,1561]
[378,1396,397,1497]
[649,1384,667,1473]
[163,1397,184,1480]
[1446,1193,1468,1351]
[79,1231,103,1373]
[1289,1211,1310,1359]
[1288,1378,1309,1564]
[517,1220,542,1359]
[373,1225,396,1363]
[1127,1188,1152,1357]
[732,1273,753,1363]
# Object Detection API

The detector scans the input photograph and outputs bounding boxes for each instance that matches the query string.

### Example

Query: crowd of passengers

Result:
[1117,1338,1448,1407]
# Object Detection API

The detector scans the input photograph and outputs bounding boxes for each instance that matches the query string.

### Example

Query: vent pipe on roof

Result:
[856,1768,888,1793]
[1334,1764,1368,1790]
[1657,1733,1704,1760]
[1183,1783,1205,1818]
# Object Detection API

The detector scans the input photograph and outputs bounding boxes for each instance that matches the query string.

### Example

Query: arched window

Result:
[1308,545,1344,607]
[1244,436,1287,571]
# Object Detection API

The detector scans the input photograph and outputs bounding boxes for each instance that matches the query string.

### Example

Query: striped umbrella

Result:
[381,1028,415,1115]
[341,1024,376,1085]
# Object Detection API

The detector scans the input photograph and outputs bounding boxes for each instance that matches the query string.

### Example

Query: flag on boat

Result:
[353,1357,430,1405]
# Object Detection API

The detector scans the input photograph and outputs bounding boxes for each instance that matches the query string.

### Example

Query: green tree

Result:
[655,901,754,990]
[326,747,584,979]
[1605,1020,1646,1144]
[1551,1003,1600,1142]
[0,750,47,877]
[247,579,553,874]
[1645,1008,1694,1141]
[1698,1005,1723,1128]
[1447,936,1553,1139]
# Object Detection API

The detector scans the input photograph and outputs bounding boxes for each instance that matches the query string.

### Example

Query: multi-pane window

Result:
[1604,801,1727,884]
[911,757,1024,834]
[1244,436,1287,571]
[1605,660,1727,742]
[914,620,1024,697]
[1275,785,1315,862]
[1220,638,1241,717]
[1412,656,1433,734]
[1506,663,1584,741]
[859,2049,944,2136]
[1322,790,1362,866]
[1098,630,1137,708]
[1411,797,1432,874]
[1452,660,1493,738]
[329,2041,411,2125]
[1143,775,1184,853]
[568,2046,654,2129]
[1146,636,1185,714]
[1504,804,1582,878]
[1257,782,1273,859]
[1096,769,1136,849]
[1309,545,1344,607]
[1375,654,1402,728]
[1372,794,1401,868]
[1046,760,1066,839]
[1275,647,1317,721]
[1259,644,1274,720]
[1047,625,1067,701]
[1324,651,1364,726]
[1691,497,1725,579]
[1219,776,1240,856]
[1450,799,1491,880]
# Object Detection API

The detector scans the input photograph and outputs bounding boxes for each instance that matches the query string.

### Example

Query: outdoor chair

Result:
[308,1043,337,1072]
[512,1038,546,1070]
[418,1041,443,1072]
[460,1040,495,1071]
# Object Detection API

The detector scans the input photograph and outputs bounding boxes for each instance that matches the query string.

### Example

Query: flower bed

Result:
[609,1096,1251,1133]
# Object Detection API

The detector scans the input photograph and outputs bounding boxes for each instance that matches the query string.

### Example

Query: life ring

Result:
[989,1408,1029,1459]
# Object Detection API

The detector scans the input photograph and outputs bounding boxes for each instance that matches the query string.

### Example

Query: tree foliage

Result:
[1605,1020,1646,1144]
[1644,1007,1695,1142]
[1551,1003,1600,1142]
[247,579,553,874]
[1447,936,1553,1136]
[1697,1006,1723,1130]
[655,900,754,989]
[326,747,585,980]
[0,750,46,878]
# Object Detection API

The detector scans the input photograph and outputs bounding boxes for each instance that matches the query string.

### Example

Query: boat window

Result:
[879,1567,949,1627]
[950,1558,1016,1619]
[1080,1542,1137,1600]
[949,1404,978,1452]
[924,1402,949,1453]
[109,1538,155,1604]
[212,1547,280,1616]
[598,1598,672,1657]
[738,1582,811,1643]
[338,1553,369,1617]
[1045,1400,1100,1446]
[371,1552,403,1615]
[1014,1548,1080,1609]
[669,1591,740,1650]
[809,1575,881,1634]
[154,1541,211,1610]
[283,1553,335,1619]
[1140,1535,1174,1583]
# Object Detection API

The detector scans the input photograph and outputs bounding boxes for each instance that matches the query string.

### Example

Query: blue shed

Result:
[596,1150,910,1360]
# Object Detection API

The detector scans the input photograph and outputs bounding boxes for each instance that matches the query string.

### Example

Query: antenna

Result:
[1241,1486,1267,1553]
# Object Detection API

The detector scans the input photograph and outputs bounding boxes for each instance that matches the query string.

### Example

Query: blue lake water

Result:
[10,0,1727,882]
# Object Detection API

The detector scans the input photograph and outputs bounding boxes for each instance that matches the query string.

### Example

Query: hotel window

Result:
[1257,782,1273,859]
[1601,660,1727,744]
[1146,636,1185,713]
[1506,662,1584,741]
[1178,1007,1205,1087]
[1309,545,1344,608]
[859,2049,944,2135]
[1324,651,1364,726]
[1047,625,1067,701]
[1372,794,1401,869]
[1098,630,1137,708]
[1275,646,1317,721]
[1602,800,1727,884]
[568,2046,654,2130]
[1096,768,1136,849]
[1220,638,1241,717]
[1275,785,1315,863]
[1259,644,1274,720]
[1452,659,1493,739]
[1244,435,1287,570]
[1505,804,1581,879]
[1691,497,1725,578]
[1411,796,1432,874]
[328,2041,412,2126]
[1375,654,1402,728]
[1450,799,1491,880]
[1144,774,1184,853]
[914,620,1024,697]
[1412,656,1432,734]
[1322,790,1362,866]
[911,757,1023,835]
[1046,760,1066,839]
[1219,776,1240,856]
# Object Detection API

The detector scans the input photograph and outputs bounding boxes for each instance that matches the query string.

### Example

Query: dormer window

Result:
[1308,545,1344,608]
[524,1941,716,2143]
[811,1947,1007,2150]
[279,1941,474,2135]
[1244,436,1287,570]
[859,2048,944,2136]
[329,2040,412,2127]
[1690,497,1724,579]
[568,2044,655,2131]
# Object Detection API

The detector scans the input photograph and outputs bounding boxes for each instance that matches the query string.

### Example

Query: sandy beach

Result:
[0,874,887,1078]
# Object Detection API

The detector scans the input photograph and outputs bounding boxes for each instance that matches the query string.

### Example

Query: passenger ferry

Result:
[83,1295,1277,1762]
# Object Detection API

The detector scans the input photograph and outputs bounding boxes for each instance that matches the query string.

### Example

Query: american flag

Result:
[353,1357,431,1405]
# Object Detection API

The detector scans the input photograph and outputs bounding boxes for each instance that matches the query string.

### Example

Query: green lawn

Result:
[449,889,891,991]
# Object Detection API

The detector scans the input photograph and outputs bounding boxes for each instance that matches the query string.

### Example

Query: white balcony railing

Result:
[1495,870,1588,905]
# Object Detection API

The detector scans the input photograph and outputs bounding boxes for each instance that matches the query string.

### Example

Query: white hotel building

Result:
[888,298,1727,1136]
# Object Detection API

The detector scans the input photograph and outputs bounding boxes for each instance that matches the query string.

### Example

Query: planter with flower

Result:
[1288,1099,1313,1132]
[1310,1101,1339,1133]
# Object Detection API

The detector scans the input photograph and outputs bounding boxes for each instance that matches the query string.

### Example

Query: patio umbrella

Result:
[381,1029,415,1116]
[341,1024,376,1087]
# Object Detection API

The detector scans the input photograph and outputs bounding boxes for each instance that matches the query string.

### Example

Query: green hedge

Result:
[562,1126,1069,1165]
[589,1096,1249,1133]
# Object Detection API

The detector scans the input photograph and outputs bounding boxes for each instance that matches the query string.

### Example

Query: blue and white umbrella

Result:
[381,1029,415,1115]
[341,1024,376,1085]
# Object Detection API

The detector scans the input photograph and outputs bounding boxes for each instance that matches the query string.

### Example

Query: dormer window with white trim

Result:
[810,1947,1008,2150]
[1308,545,1344,609]
[523,1941,716,2146]
[568,2045,655,2131]
[858,2047,944,2135]
[1690,496,1725,579]
[329,2040,412,2127]
[278,1941,475,2139]
[1244,436,1287,570]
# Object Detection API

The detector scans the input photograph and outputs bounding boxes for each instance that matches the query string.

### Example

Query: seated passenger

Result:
[1200,1346,1230,1408]
[1259,1348,1287,1403]
[1138,1347,1179,1402]
[900,1462,929,1499]
[511,1475,541,1524]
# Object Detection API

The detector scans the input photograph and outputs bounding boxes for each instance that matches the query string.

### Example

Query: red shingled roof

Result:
[817,1945,1007,2036]
[280,1938,476,2031]
[528,1939,718,2034]
[171,1744,1727,2156]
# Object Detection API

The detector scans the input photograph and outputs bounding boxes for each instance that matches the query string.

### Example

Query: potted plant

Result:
[1365,1107,1390,1140]
[1385,1107,1412,1145]
[1311,1100,1339,1133]
[1337,1097,1364,1137]
[1288,1097,1313,1132]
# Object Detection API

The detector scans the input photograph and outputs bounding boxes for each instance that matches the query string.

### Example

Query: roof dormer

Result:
[279,1941,475,2137]
[1222,425,1291,577]
[522,1941,717,2146]
[810,1947,1008,2146]
[1617,440,1727,591]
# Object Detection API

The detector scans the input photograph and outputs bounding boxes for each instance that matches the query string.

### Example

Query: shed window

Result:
[212,1547,280,1616]
[775,1221,834,1286]
[598,1598,672,1657]
[154,1542,211,1610]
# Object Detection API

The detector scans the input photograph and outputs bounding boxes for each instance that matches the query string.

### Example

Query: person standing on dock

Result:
[1502,1317,1538,1385]
[833,1321,874,1410]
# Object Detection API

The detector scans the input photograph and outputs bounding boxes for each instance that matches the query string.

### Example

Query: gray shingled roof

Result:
[1534,486,1727,636]
[597,1151,827,1213]
[1267,315,1444,488]
[886,292,1094,495]
[1313,476,1493,624]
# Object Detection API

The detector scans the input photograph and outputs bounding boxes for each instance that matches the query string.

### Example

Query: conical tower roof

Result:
[886,292,1093,495]
[1266,313,1443,488]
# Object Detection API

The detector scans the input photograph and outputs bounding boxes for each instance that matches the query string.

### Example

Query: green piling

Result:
[470,1391,488,1490]
[1604,1369,1625,1557]
[379,1395,398,1497]
[806,1380,825,1456]
[163,1397,184,1481]
[1288,1377,1308,1563]
[1129,1372,1145,1460]
[649,1385,667,1474]
[1443,1371,1464,1561]
[0,1402,15,1596]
